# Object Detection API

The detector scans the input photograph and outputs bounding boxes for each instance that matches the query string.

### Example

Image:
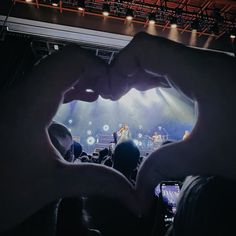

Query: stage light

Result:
[170,17,177,28]
[143,88,160,106]
[77,0,85,11]
[87,130,92,135]
[87,136,95,145]
[133,139,139,146]
[52,0,60,7]
[85,89,94,93]
[25,0,32,2]
[102,3,110,16]
[88,121,92,125]
[126,8,134,21]
[148,13,156,25]
[68,119,73,124]
[103,124,110,132]
[230,34,236,39]
[119,88,140,106]
[171,23,177,29]
[138,133,143,138]
[230,29,236,39]
[54,44,59,50]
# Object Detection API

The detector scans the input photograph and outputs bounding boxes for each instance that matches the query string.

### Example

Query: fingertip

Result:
[63,89,99,103]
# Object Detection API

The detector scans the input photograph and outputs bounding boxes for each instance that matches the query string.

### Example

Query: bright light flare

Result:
[87,136,95,145]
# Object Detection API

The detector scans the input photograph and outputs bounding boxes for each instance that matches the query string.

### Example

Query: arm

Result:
[55,162,137,214]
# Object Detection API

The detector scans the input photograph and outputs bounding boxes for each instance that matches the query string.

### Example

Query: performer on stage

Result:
[183,130,190,140]
[151,131,162,143]
[145,131,162,149]
[117,123,131,143]
[151,131,162,149]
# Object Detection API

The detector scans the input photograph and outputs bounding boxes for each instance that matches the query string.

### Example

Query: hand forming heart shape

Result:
[0,32,235,232]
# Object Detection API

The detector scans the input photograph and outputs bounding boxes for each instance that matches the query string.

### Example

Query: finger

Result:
[107,35,141,100]
[64,62,109,102]
[108,32,170,100]
[80,57,109,93]
[107,72,132,100]
[63,87,99,103]
[131,68,170,91]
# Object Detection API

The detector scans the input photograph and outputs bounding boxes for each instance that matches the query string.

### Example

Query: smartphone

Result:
[155,181,181,225]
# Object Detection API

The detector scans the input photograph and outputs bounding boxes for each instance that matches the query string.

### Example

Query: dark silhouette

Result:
[166,175,236,236]
[1,31,236,233]
[113,139,140,183]
[73,141,83,160]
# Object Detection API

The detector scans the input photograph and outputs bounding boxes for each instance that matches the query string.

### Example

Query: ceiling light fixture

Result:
[102,3,110,16]
[77,0,85,11]
[52,0,60,7]
[126,8,134,21]
[170,17,177,28]
[230,29,236,39]
[148,13,156,25]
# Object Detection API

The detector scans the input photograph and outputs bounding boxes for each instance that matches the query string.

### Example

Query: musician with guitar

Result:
[113,124,131,144]
[145,132,162,149]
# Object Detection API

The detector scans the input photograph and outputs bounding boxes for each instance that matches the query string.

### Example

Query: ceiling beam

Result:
[209,0,236,7]
[0,15,133,49]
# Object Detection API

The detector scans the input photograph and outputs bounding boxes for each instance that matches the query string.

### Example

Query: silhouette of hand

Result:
[108,32,236,214]
[0,45,137,232]
[108,33,170,100]
[1,32,236,231]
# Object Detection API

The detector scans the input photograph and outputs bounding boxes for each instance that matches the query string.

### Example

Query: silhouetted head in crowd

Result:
[98,148,109,162]
[74,141,83,159]
[81,151,88,157]
[113,139,140,180]
[80,156,89,163]
[48,122,74,162]
[167,175,236,236]
[103,157,113,167]
[99,148,109,158]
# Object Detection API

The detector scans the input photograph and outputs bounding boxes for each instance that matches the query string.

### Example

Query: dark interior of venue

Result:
[0,1,236,235]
